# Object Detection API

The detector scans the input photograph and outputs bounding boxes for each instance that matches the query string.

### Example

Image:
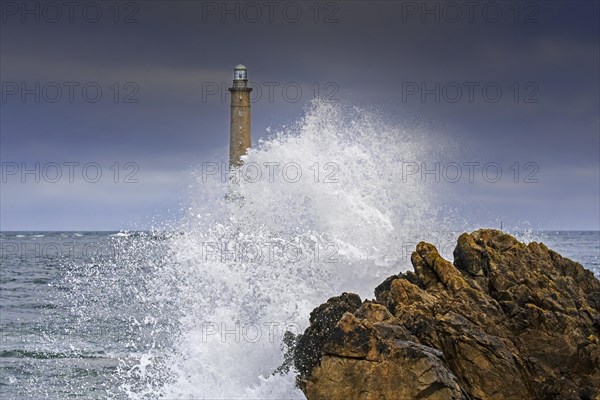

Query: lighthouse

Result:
[228,64,252,167]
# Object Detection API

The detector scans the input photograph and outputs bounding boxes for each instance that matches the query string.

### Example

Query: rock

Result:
[274,330,299,375]
[294,229,600,400]
[294,292,362,377]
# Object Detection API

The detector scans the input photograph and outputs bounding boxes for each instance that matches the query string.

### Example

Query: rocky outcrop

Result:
[294,229,600,400]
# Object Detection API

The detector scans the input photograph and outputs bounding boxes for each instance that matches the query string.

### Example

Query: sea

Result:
[1,102,599,399]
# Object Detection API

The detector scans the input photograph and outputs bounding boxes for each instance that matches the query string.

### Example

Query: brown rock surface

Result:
[294,229,600,400]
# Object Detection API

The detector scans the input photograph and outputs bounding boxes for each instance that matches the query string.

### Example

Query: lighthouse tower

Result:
[228,64,252,167]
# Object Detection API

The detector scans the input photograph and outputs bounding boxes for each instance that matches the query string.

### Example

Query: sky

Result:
[0,0,599,231]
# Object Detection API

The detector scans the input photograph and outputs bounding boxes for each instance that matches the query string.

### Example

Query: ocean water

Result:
[1,102,599,399]
[1,231,597,399]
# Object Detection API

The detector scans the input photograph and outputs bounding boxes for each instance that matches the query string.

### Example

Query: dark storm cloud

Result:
[1,0,598,229]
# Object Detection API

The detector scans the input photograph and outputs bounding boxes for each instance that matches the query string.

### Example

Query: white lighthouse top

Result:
[233,64,247,80]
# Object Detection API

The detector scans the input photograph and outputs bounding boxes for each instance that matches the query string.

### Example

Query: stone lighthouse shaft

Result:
[228,64,252,167]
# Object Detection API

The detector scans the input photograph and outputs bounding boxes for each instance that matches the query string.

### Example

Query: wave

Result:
[108,100,459,398]
[110,232,131,238]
